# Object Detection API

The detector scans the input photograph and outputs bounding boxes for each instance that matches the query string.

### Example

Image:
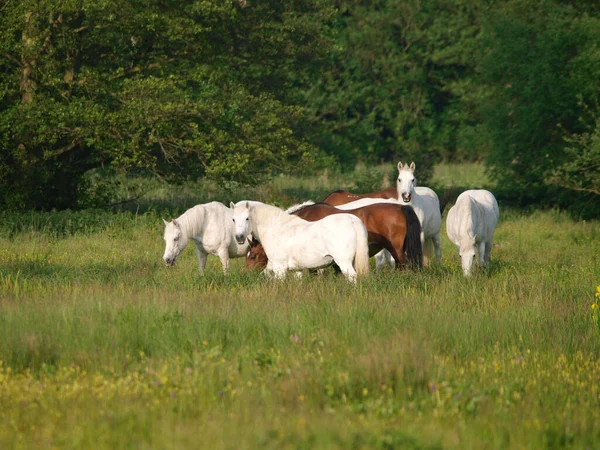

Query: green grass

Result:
[1,164,599,449]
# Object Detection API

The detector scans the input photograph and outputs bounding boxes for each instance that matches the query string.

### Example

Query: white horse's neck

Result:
[176,205,205,241]
[250,204,298,242]
[457,196,479,245]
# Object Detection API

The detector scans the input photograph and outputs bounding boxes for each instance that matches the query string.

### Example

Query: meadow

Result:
[1,163,599,449]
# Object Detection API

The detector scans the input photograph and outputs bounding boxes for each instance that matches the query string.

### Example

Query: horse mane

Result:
[251,203,300,226]
[454,195,478,244]
[176,204,207,239]
[285,200,315,214]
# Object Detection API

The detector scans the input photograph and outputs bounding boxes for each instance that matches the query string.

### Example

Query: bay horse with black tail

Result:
[246,202,423,271]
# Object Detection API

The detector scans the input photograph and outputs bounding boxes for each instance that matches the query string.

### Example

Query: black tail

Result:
[402,205,423,269]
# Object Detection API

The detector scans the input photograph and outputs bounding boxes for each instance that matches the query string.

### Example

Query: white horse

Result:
[230,201,369,283]
[162,201,250,275]
[333,162,442,267]
[396,161,442,266]
[445,189,499,276]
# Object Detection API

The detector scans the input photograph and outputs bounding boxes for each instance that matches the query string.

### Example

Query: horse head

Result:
[230,201,252,245]
[459,236,477,276]
[246,236,268,269]
[162,218,185,266]
[396,161,417,203]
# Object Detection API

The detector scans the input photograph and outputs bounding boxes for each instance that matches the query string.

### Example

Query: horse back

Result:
[322,187,397,206]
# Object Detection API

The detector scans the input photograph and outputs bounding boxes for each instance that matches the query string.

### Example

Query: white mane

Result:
[174,204,206,241]
[249,203,305,239]
[453,196,477,244]
[285,200,315,214]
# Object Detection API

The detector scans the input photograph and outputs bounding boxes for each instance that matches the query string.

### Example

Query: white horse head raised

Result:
[230,201,253,245]
[396,161,417,203]
[162,219,186,266]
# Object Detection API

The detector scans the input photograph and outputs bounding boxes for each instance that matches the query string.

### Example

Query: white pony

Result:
[162,201,250,275]
[445,189,499,276]
[395,161,442,266]
[334,161,442,267]
[230,201,369,283]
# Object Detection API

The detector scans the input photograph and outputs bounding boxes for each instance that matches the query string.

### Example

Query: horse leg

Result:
[217,247,230,275]
[386,234,406,269]
[432,233,442,264]
[193,242,208,276]
[268,262,287,280]
[334,258,357,283]
[483,240,493,264]
[375,249,395,269]
[273,268,287,279]
[422,233,432,267]
[478,241,487,267]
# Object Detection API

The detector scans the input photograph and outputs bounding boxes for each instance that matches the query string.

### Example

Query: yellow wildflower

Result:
[596,285,600,298]
[592,303,599,310]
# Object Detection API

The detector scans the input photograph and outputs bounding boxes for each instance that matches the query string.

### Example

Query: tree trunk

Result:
[20,11,38,104]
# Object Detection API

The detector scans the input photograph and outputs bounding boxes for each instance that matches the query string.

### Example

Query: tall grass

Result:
[1,164,599,449]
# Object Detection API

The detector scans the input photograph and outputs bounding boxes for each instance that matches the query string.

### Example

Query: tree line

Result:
[1,0,599,214]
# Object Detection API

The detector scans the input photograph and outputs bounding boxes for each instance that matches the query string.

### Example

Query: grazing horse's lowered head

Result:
[162,219,186,266]
[396,161,417,203]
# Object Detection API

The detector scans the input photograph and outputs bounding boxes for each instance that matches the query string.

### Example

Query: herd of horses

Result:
[162,161,500,281]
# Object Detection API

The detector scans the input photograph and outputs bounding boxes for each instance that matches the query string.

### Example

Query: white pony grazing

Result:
[445,189,499,276]
[162,201,250,275]
[396,161,442,266]
[230,201,369,283]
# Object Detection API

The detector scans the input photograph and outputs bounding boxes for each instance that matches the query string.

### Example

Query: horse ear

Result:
[245,201,250,209]
[162,218,169,226]
[409,162,416,172]
[229,201,235,209]
[397,161,403,171]
[172,219,179,227]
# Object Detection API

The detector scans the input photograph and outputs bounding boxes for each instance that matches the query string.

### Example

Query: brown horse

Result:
[246,202,423,270]
[322,188,397,206]
[322,187,453,217]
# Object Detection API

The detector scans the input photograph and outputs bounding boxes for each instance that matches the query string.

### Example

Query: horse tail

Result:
[402,205,423,269]
[352,218,370,277]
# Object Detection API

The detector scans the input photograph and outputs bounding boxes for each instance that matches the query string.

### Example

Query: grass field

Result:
[1,163,599,449]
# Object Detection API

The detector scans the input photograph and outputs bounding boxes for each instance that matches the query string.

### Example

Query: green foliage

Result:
[478,0,600,205]
[0,0,335,209]
[303,0,487,183]
[1,0,600,212]
[549,107,600,197]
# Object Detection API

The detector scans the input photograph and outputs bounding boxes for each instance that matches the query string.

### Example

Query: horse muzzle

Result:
[235,234,247,245]
[164,257,176,266]
[401,193,412,203]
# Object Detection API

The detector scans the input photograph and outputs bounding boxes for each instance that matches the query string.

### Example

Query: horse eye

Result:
[232,218,235,223]
[245,217,249,221]
[174,236,179,242]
